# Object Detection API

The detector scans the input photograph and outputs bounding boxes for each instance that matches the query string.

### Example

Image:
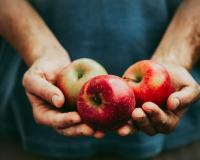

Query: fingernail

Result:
[172,98,180,110]
[142,106,153,114]
[52,95,60,107]
[142,102,155,113]
[94,132,104,139]
[121,126,131,136]
[73,114,81,122]
[133,108,146,118]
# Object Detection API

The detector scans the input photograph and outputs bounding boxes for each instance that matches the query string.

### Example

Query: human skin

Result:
[118,0,200,136]
[0,0,103,138]
[0,0,199,138]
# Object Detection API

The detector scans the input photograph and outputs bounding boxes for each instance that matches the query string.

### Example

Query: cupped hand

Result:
[118,63,200,136]
[22,53,104,138]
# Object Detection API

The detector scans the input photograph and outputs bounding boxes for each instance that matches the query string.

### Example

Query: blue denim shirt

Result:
[0,0,200,159]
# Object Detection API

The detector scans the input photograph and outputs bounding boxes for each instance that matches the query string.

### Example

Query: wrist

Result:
[151,53,189,69]
[151,54,192,71]
[151,0,200,71]
[23,43,70,66]
[152,40,198,71]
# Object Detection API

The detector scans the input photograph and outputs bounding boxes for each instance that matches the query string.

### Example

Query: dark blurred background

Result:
[1,137,200,160]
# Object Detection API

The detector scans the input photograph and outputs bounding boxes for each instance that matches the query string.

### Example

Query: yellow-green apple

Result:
[123,60,174,107]
[57,58,107,109]
[77,75,135,130]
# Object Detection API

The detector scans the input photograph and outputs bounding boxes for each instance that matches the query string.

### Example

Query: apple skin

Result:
[123,60,174,107]
[57,58,107,109]
[77,75,135,130]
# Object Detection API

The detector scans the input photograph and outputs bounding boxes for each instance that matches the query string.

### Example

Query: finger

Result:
[142,102,179,133]
[23,73,65,108]
[34,107,81,128]
[94,131,105,139]
[52,112,81,129]
[117,124,136,136]
[56,124,94,137]
[34,107,81,129]
[167,84,200,111]
[27,92,81,128]
[132,108,157,136]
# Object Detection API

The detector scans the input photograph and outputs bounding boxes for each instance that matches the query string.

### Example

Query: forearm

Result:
[0,0,69,66]
[152,0,200,70]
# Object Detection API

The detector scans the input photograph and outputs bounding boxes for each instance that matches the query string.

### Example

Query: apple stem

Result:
[133,75,142,83]
[77,70,84,79]
[91,94,102,106]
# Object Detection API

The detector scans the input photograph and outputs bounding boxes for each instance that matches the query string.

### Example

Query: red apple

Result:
[77,75,135,130]
[57,58,107,109]
[123,60,174,107]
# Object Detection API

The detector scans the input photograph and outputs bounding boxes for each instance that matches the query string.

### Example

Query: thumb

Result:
[167,84,200,111]
[23,73,65,108]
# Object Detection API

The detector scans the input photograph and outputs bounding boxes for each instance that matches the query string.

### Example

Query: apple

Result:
[57,58,107,109]
[77,75,135,130]
[123,60,174,107]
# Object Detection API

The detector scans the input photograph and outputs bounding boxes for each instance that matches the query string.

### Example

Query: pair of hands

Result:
[22,53,200,138]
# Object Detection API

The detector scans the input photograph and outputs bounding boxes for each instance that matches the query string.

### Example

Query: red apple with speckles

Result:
[77,75,135,130]
[57,58,107,109]
[123,60,174,107]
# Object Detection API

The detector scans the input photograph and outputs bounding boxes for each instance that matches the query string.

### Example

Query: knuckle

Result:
[59,127,76,136]
[77,125,86,135]
[192,83,199,93]
[154,109,180,134]
[194,84,200,97]
[34,66,44,76]
[33,114,44,126]
[32,108,46,126]
[22,71,30,87]
[22,71,38,91]
[66,118,73,125]
[65,130,74,136]
[160,119,167,126]
[32,109,41,124]
[78,131,84,136]
[50,119,57,128]
[161,120,179,134]
[33,116,42,125]
[42,83,54,100]
[51,116,62,128]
